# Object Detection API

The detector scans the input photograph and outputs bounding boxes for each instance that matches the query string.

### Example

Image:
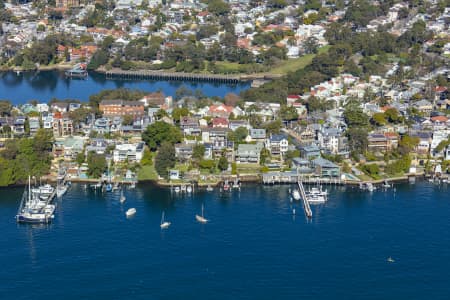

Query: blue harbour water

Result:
[1,182,450,299]
[0,71,250,105]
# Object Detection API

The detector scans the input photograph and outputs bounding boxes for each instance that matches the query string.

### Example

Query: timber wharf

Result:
[297,180,312,218]
[104,69,244,83]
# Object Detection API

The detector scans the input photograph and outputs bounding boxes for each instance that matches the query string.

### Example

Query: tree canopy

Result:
[142,121,182,151]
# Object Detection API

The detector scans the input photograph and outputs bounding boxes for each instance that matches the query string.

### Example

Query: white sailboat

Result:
[160,211,171,229]
[195,204,208,223]
[292,189,301,201]
[120,190,126,203]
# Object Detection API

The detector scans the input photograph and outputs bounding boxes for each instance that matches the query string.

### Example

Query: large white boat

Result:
[32,184,55,201]
[306,187,328,204]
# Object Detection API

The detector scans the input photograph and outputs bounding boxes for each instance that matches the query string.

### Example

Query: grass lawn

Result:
[137,165,159,181]
[210,46,330,76]
[214,61,243,73]
[270,46,331,75]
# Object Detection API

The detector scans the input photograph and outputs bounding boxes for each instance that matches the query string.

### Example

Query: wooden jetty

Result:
[298,180,312,218]
[104,69,243,83]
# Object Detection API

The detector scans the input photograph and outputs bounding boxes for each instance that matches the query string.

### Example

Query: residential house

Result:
[113,142,145,163]
[246,128,266,143]
[12,116,26,135]
[202,128,233,158]
[229,120,250,131]
[0,117,13,135]
[85,139,108,155]
[212,117,229,128]
[292,158,314,175]
[411,131,433,155]
[93,118,110,134]
[311,157,340,177]
[99,100,145,117]
[384,132,399,150]
[53,117,73,137]
[180,116,201,136]
[368,133,389,153]
[413,100,433,116]
[431,115,449,130]
[140,92,165,107]
[235,143,264,164]
[208,104,234,118]
[53,136,85,160]
[317,127,345,154]
[300,144,321,160]
[267,134,289,156]
[28,117,40,135]
[174,143,194,161]
[51,102,68,113]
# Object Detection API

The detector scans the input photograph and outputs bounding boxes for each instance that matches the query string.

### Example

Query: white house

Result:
[113,142,145,163]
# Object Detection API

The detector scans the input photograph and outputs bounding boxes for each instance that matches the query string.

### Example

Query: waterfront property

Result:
[311,157,341,178]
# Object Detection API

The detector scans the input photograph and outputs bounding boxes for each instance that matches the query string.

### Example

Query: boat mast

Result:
[28,175,31,202]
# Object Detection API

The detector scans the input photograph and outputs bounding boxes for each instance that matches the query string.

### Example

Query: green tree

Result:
[371,112,387,126]
[142,121,182,151]
[347,128,368,154]
[384,108,400,123]
[155,142,176,179]
[0,100,12,116]
[207,0,230,16]
[87,49,109,70]
[87,152,107,178]
[344,100,369,128]
[398,135,419,155]
[279,105,299,121]
[192,144,205,161]
[172,107,189,123]
[260,148,271,165]
[140,148,153,166]
[228,126,248,144]
[218,155,228,171]
[122,115,134,126]
[76,152,85,166]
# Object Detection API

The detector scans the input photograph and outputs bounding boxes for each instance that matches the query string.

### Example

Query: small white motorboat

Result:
[186,185,193,193]
[292,189,301,201]
[206,185,213,192]
[160,211,171,229]
[387,257,395,263]
[174,186,180,193]
[195,204,208,223]
[126,208,136,217]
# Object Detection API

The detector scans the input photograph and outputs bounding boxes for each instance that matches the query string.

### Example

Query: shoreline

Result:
[1,172,426,189]
[0,65,281,82]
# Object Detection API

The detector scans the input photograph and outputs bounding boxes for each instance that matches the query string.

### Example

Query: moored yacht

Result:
[306,187,328,204]
[16,176,55,224]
